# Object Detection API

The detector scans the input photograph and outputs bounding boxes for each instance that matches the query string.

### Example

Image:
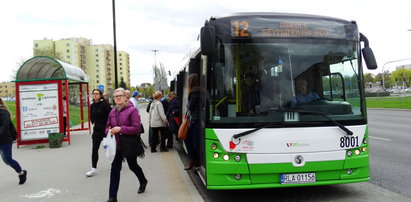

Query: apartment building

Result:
[0,81,15,99]
[117,51,130,87]
[33,38,130,93]
[86,44,115,93]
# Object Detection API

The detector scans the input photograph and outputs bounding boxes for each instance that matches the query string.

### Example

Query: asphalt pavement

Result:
[0,107,203,202]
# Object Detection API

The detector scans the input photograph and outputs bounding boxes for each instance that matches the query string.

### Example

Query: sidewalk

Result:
[0,106,203,202]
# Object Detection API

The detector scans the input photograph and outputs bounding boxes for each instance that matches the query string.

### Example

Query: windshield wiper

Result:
[231,108,353,141]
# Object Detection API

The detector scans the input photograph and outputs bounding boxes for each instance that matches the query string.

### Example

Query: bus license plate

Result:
[280,173,316,184]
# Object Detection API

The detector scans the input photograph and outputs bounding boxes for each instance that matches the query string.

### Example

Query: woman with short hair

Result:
[105,88,148,202]
[148,91,169,152]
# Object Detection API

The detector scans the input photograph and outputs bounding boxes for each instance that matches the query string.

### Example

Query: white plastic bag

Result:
[103,131,116,164]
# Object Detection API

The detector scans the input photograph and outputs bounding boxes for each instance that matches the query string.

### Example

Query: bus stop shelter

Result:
[14,56,90,147]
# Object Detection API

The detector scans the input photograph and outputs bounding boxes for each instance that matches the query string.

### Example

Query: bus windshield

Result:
[209,39,365,126]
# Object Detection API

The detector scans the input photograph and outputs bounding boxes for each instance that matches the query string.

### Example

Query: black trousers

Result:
[91,137,103,168]
[109,151,147,199]
[151,127,167,150]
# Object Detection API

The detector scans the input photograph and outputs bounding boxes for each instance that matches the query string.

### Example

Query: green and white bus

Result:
[171,12,377,190]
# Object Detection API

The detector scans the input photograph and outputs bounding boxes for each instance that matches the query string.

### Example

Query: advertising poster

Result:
[19,83,60,141]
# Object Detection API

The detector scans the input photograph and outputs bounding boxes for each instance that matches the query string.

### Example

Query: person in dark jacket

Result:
[184,74,201,170]
[85,89,112,177]
[0,98,27,185]
[105,88,148,202]
[166,91,179,148]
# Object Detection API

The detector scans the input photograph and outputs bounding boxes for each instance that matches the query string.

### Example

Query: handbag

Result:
[120,134,147,158]
[140,123,145,134]
[9,122,18,141]
[103,131,116,163]
[178,111,190,140]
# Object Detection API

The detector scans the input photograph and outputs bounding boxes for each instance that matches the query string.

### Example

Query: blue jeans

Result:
[109,150,147,199]
[0,143,22,173]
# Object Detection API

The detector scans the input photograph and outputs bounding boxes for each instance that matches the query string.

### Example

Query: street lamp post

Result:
[381,58,411,90]
[112,0,118,89]
[151,50,159,68]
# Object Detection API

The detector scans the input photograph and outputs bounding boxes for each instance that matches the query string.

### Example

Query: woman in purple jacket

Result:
[105,88,148,202]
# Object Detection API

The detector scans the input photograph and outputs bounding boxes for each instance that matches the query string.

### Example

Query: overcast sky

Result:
[1,0,410,86]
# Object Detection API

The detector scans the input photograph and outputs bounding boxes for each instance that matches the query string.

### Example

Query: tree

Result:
[11,57,28,80]
[363,73,374,84]
[375,71,392,89]
[390,68,411,87]
[153,62,169,94]
[137,85,154,99]
[119,77,127,89]
[33,48,63,60]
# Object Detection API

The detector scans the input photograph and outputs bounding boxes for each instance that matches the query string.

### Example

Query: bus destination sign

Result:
[231,18,356,40]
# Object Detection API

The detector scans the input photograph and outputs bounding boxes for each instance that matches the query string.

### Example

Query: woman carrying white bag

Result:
[105,88,148,202]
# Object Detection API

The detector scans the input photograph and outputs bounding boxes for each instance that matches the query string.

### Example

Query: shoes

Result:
[19,170,27,185]
[138,181,148,194]
[106,198,117,202]
[184,160,195,170]
[151,148,157,153]
[160,148,169,152]
[85,168,97,177]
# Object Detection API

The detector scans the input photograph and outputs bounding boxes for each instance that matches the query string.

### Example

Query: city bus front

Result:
[202,13,377,189]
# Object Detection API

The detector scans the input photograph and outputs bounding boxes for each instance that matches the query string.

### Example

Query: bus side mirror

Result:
[362,47,377,70]
[200,22,216,56]
[360,33,378,70]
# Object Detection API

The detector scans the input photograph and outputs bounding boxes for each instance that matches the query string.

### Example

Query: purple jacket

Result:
[106,101,141,149]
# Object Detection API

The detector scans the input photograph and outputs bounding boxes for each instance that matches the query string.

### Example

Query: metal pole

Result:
[112,0,118,89]
[152,50,159,68]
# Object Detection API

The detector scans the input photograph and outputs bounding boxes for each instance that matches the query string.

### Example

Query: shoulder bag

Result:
[120,134,147,158]
[178,110,190,140]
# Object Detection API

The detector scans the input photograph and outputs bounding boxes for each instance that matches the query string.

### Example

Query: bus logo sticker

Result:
[293,155,305,167]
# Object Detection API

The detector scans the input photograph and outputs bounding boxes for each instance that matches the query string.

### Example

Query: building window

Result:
[119,54,122,56]
[96,64,99,67]
[96,59,99,62]
[96,54,99,57]
[67,55,70,59]
[97,80,99,83]
[120,63,122,66]
[95,49,98,52]
[96,70,99,73]
[120,58,122,61]
[34,44,38,48]
[67,49,70,53]
[96,75,99,78]
[66,43,70,47]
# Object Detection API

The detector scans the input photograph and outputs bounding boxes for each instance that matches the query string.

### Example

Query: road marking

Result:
[20,188,61,199]
[369,136,392,141]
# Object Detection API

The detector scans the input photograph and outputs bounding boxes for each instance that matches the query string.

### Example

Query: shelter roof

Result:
[15,56,88,83]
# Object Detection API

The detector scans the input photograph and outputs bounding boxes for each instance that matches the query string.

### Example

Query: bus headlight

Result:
[363,138,368,144]
[347,150,353,157]
[347,169,353,175]
[234,174,242,180]
[213,153,219,159]
[361,147,367,152]
[354,149,361,155]
[223,154,230,161]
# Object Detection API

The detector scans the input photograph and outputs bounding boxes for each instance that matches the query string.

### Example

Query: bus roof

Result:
[210,12,352,23]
